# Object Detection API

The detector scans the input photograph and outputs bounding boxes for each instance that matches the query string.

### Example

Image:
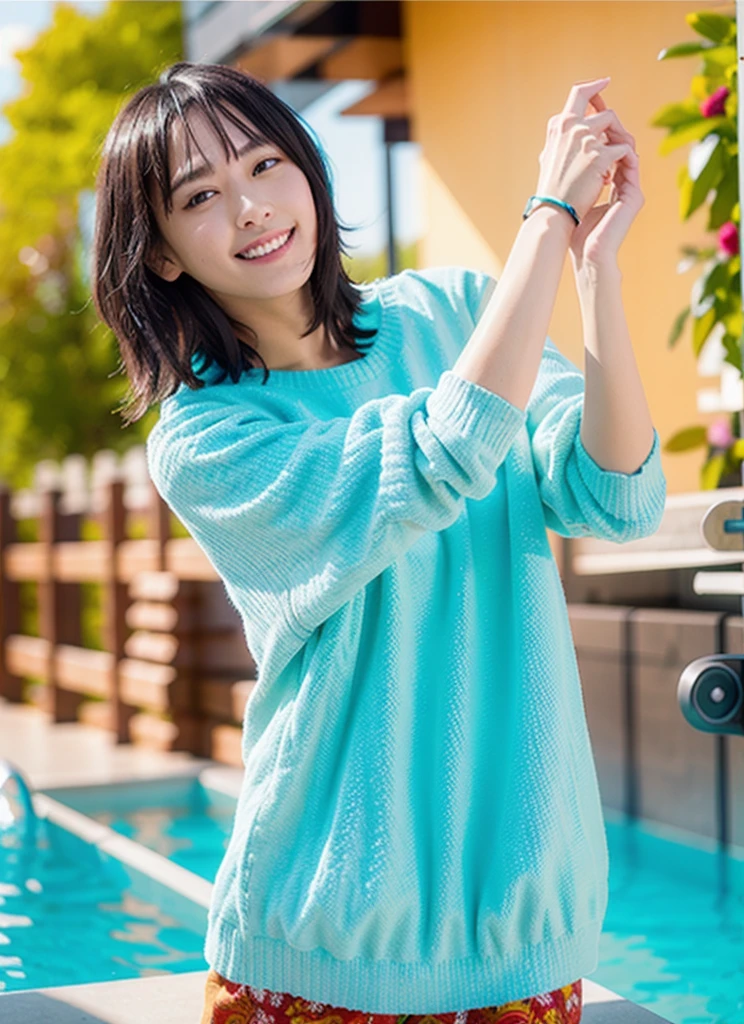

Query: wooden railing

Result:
[0,448,255,765]
[2,447,743,770]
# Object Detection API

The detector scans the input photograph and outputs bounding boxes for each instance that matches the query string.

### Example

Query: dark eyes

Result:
[184,157,280,209]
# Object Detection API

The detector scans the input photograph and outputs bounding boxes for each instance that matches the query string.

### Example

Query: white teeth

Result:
[239,230,291,260]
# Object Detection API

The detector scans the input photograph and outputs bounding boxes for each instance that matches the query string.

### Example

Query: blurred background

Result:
[0,0,737,497]
[3,9,744,1014]
[0,0,425,492]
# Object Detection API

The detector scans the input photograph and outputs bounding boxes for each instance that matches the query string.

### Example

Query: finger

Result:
[613,148,641,189]
[613,145,639,170]
[564,77,611,118]
[607,150,640,200]
[610,146,640,175]
[585,109,636,151]
[587,92,607,117]
[600,142,637,174]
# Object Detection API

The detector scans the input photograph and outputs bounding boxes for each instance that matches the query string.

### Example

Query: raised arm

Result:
[147,375,526,647]
[147,78,632,650]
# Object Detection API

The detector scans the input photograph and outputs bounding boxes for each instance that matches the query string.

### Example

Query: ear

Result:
[147,244,183,282]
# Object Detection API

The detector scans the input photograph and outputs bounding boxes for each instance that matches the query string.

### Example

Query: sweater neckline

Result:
[192,279,394,393]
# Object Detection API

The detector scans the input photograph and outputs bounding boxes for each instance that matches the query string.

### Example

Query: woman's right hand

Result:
[535,77,636,223]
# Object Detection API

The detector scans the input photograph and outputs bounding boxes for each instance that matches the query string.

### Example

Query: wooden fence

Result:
[0,448,256,766]
[3,449,744,780]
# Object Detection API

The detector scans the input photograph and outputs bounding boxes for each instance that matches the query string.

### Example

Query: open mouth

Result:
[236,227,296,263]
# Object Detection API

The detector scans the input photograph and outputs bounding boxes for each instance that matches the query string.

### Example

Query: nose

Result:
[234,188,273,230]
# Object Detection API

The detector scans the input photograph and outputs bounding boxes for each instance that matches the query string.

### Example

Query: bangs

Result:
[146,92,271,215]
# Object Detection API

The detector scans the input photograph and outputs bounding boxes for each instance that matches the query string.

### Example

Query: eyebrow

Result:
[170,137,269,195]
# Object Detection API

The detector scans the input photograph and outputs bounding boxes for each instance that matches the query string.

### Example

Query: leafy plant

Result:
[0,2,183,491]
[652,7,744,488]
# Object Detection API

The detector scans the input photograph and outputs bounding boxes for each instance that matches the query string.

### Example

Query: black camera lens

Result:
[691,664,743,724]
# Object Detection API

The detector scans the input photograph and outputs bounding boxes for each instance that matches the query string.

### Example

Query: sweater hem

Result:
[203,917,601,1014]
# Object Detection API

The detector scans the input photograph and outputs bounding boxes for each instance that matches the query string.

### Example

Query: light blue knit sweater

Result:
[145,266,666,1013]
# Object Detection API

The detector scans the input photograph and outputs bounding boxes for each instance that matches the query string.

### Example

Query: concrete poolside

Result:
[0,699,672,1024]
[0,971,673,1024]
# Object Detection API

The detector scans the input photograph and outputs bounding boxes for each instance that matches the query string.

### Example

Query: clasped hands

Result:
[568,88,643,274]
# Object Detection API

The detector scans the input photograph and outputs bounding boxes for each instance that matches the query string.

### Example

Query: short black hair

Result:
[92,61,377,425]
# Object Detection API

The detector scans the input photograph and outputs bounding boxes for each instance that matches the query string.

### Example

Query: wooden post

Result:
[58,509,83,644]
[57,458,84,694]
[149,479,170,573]
[0,485,22,702]
[103,478,132,742]
[39,487,83,721]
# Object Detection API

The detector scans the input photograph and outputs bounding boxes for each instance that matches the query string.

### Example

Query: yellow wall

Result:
[404,0,736,497]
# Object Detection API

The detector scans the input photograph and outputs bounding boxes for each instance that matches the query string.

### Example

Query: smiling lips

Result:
[236,227,295,260]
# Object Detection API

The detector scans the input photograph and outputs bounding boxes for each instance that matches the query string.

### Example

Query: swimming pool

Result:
[0,809,208,994]
[45,774,236,882]
[596,808,744,1024]
[36,775,744,1023]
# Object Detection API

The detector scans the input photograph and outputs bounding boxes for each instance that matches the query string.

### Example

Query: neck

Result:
[210,283,339,370]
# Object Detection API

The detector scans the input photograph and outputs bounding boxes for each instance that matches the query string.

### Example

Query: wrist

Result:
[522,202,575,241]
[574,257,623,289]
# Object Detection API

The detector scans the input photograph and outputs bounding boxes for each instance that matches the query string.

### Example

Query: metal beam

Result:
[186,0,305,64]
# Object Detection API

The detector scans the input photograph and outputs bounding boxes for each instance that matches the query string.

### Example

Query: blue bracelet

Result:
[522,195,580,226]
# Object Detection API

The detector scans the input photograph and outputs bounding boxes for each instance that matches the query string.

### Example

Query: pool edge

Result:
[35,792,213,911]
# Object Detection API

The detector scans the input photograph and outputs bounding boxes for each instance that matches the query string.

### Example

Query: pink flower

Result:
[700,86,730,118]
[718,221,739,255]
[707,417,734,449]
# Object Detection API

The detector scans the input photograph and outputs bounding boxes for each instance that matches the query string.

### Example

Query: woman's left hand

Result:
[569,93,645,273]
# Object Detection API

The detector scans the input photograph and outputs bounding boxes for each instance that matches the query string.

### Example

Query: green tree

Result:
[0,1,182,489]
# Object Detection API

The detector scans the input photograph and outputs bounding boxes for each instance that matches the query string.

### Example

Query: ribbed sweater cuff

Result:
[575,426,666,524]
[428,370,527,450]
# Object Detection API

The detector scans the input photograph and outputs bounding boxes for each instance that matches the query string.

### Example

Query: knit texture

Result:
[146,266,666,1014]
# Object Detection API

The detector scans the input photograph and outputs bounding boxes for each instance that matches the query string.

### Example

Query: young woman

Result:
[92,62,665,1024]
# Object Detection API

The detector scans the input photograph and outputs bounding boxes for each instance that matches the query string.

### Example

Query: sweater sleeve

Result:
[525,336,667,541]
[146,372,526,643]
[460,268,667,542]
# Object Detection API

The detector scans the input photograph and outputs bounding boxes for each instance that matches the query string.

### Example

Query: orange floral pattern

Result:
[200,971,583,1024]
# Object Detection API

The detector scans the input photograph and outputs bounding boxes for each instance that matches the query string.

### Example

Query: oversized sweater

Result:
[145,265,666,1014]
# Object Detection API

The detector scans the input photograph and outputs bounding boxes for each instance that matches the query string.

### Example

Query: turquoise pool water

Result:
[48,776,236,882]
[595,809,744,1024]
[0,800,207,994]
[40,777,744,1023]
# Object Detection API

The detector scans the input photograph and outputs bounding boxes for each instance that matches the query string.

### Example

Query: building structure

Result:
[183,0,737,497]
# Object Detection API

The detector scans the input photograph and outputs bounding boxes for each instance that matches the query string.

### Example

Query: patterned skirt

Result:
[199,970,583,1024]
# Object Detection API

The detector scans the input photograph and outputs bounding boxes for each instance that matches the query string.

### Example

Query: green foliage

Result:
[687,12,737,44]
[0,1,182,490]
[0,2,420,494]
[652,6,744,488]
[80,581,105,651]
[668,305,691,347]
[342,239,419,284]
[170,513,191,539]
[663,424,709,451]
[18,580,39,637]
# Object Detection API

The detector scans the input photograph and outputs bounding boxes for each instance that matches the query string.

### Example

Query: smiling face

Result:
[149,106,318,315]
